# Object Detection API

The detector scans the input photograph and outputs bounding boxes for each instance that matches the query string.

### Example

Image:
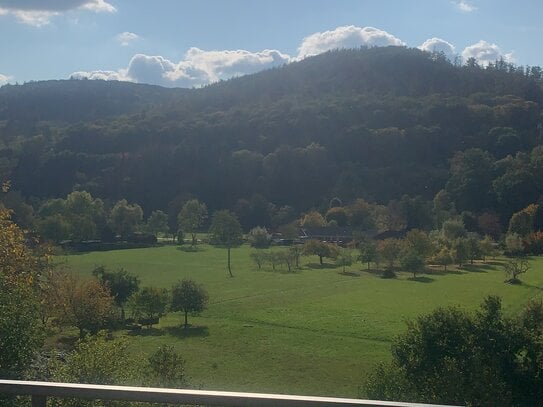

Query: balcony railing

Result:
[0,380,458,407]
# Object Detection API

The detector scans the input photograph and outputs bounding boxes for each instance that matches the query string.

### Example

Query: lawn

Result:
[56,245,543,397]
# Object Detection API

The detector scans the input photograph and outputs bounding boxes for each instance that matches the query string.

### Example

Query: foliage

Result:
[46,271,116,337]
[378,238,401,271]
[302,240,339,265]
[145,345,187,388]
[503,257,530,283]
[508,208,534,237]
[171,279,209,328]
[505,233,525,256]
[248,226,272,248]
[0,275,43,379]
[126,287,169,326]
[52,331,136,386]
[92,266,140,310]
[300,211,326,228]
[400,250,425,279]
[146,210,169,237]
[209,210,243,276]
[178,199,208,246]
[365,296,543,405]
[325,207,348,227]
[358,239,379,270]
[430,247,453,271]
[109,199,143,239]
[335,249,353,273]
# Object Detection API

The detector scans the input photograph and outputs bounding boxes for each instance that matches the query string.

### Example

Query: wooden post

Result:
[31,395,46,407]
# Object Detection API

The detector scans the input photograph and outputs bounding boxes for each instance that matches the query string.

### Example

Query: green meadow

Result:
[56,245,543,398]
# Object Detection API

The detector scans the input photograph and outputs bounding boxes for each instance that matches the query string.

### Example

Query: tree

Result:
[365,296,543,406]
[441,219,467,241]
[209,210,243,277]
[248,226,272,248]
[479,235,497,262]
[466,234,481,264]
[52,332,136,386]
[0,208,44,379]
[302,240,339,265]
[37,214,71,243]
[178,199,208,246]
[92,266,140,320]
[336,249,353,273]
[452,238,469,267]
[505,233,524,256]
[325,206,348,226]
[109,199,143,239]
[171,279,208,328]
[508,209,534,237]
[49,271,116,338]
[358,239,378,270]
[403,229,434,259]
[431,247,453,271]
[146,210,169,237]
[127,287,169,327]
[503,257,530,284]
[300,210,326,228]
[250,251,266,270]
[145,345,187,388]
[378,238,401,273]
[400,250,425,279]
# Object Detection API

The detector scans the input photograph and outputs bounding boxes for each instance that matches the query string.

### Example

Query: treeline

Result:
[0,47,542,227]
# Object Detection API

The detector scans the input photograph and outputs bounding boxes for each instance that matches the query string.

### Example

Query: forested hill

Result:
[1,46,543,232]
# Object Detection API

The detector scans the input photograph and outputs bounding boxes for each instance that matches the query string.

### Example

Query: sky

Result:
[1,0,542,88]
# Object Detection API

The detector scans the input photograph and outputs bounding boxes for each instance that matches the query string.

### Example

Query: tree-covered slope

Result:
[0,46,542,226]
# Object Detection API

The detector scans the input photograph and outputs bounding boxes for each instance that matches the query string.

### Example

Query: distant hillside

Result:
[0,79,187,123]
[0,46,542,228]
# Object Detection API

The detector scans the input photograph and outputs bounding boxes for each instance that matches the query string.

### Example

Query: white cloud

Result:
[462,40,514,65]
[453,0,477,12]
[73,47,292,88]
[297,25,405,58]
[116,31,139,47]
[0,73,13,85]
[70,69,127,81]
[418,37,456,60]
[0,0,115,26]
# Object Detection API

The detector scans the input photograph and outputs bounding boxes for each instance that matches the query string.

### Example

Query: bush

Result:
[248,226,271,248]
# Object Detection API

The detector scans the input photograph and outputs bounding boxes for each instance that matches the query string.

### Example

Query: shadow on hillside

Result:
[165,325,209,339]
[256,267,302,274]
[520,282,543,291]
[306,262,338,269]
[407,276,434,283]
[127,327,165,337]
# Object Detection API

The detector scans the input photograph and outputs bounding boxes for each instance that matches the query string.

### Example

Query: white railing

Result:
[0,380,458,406]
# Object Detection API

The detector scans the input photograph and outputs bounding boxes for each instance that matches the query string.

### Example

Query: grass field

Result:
[55,244,543,397]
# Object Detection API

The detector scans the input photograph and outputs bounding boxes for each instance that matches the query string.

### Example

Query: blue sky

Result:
[1,0,542,87]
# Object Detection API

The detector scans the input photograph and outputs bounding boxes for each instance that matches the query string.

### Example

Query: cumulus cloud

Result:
[74,47,292,87]
[0,0,115,26]
[70,69,127,81]
[297,25,405,58]
[116,31,139,46]
[462,40,514,65]
[0,73,13,85]
[453,0,477,12]
[418,37,456,60]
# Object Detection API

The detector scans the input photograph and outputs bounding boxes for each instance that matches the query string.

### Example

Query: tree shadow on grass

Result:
[176,246,205,253]
[461,264,490,273]
[339,271,360,277]
[127,327,165,337]
[428,268,464,276]
[407,276,434,283]
[306,262,338,269]
[165,325,209,339]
